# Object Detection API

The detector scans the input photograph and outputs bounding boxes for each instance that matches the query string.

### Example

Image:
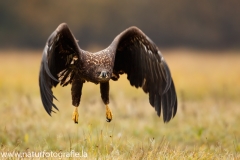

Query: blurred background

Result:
[0,0,240,158]
[0,0,240,50]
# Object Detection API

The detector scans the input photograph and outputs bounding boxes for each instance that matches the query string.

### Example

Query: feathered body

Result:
[39,23,177,123]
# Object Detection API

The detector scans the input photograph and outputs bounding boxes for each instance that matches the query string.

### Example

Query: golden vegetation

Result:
[0,49,240,159]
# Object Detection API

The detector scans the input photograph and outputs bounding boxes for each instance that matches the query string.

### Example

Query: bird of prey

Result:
[39,23,177,124]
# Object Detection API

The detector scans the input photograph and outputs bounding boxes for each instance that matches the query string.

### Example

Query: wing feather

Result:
[111,26,177,122]
[39,23,82,115]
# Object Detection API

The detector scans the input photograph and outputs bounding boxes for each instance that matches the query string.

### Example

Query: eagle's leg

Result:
[100,82,112,122]
[71,79,84,124]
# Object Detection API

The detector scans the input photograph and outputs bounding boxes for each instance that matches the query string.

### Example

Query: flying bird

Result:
[39,23,177,124]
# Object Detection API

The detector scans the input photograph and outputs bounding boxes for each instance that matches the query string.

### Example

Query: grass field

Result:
[0,49,240,159]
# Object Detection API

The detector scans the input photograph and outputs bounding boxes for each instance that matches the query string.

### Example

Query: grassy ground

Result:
[0,49,240,159]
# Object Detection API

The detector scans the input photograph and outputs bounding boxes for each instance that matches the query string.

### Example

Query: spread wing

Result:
[39,23,82,115]
[111,27,177,122]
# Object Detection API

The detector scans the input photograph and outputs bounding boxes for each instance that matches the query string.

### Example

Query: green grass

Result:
[0,49,240,159]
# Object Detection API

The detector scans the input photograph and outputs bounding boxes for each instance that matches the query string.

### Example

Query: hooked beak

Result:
[99,71,109,79]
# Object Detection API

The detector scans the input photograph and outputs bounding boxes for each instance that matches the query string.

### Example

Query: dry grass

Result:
[0,49,240,159]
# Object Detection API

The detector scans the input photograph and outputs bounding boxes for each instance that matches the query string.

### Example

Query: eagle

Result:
[39,23,177,124]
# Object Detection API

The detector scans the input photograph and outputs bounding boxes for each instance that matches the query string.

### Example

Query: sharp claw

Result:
[106,118,111,122]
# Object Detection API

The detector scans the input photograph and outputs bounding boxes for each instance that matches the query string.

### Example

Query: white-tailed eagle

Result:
[39,23,177,123]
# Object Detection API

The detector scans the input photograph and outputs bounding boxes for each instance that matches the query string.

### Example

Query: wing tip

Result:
[56,23,68,32]
[44,106,59,117]
[47,111,52,116]
[128,26,140,30]
[128,26,145,34]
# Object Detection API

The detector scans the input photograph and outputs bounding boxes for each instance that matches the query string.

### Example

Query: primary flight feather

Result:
[39,23,177,123]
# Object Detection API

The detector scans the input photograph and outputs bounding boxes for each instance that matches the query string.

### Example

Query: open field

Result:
[0,49,240,159]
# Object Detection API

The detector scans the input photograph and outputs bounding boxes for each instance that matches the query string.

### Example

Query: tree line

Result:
[0,0,239,50]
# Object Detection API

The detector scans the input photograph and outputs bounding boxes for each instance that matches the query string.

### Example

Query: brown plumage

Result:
[39,23,177,123]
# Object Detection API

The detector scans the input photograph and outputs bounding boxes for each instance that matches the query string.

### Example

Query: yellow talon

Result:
[106,105,112,122]
[72,107,79,124]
